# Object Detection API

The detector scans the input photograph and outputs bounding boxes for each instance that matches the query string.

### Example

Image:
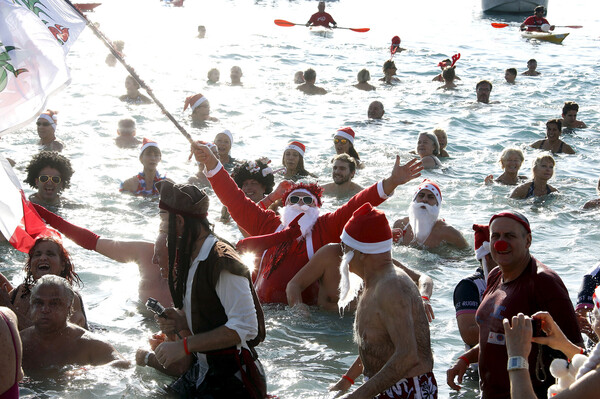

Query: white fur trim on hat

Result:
[140,141,159,155]
[286,143,305,157]
[413,182,442,205]
[341,230,393,254]
[335,130,354,144]
[475,241,490,261]
[287,188,317,205]
[221,129,233,145]
[38,114,57,130]
[191,96,208,111]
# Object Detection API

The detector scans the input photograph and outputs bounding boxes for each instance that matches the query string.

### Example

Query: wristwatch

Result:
[507,356,529,371]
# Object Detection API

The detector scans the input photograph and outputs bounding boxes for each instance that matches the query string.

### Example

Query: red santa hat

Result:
[390,36,401,54]
[285,141,306,157]
[183,93,208,111]
[140,138,160,155]
[38,110,58,130]
[341,203,392,254]
[473,224,491,261]
[335,127,355,144]
[282,182,323,208]
[413,179,442,205]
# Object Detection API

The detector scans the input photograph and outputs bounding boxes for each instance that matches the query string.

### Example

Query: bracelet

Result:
[458,355,470,366]
[183,337,191,355]
[507,356,529,371]
[144,351,151,366]
[421,296,430,301]
[342,374,355,385]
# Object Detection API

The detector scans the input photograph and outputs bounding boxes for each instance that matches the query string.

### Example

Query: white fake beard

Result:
[281,203,320,237]
[408,201,440,245]
[337,250,363,312]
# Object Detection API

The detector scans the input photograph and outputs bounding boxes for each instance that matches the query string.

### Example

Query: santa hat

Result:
[285,141,306,157]
[183,93,208,111]
[140,138,160,155]
[38,110,58,130]
[282,182,323,208]
[489,211,531,234]
[335,127,355,144]
[473,224,491,261]
[219,129,233,145]
[341,203,392,254]
[390,36,401,53]
[413,179,442,205]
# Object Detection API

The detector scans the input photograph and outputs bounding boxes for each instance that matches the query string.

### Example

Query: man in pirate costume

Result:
[192,142,423,305]
[152,180,267,398]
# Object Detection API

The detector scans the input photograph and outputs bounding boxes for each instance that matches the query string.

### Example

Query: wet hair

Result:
[118,118,135,129]
[368,101,384,119]
[546,118,562,131]
[562,101,579,115]
[442,66,455,82]
[125,75,140,89]
[532,154,555,177]
[332,153,357,174]
[231,66,242,75]
[499,148,524,165]
[357,69,370,83]
[506,68,517,76]
[25,151,74,189]
[417,132,440,156]
[30,274,75,308]
[281,150,311,178]
[527,58,537,64]
[232,159,275,194]
[476,80,493,91]
[383,60,396,72]
[197,25,206,32]
[207,68,220,81]
[23,237,82,295]
[304,68,316,81]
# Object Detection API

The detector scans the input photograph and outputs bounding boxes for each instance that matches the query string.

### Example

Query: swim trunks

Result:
[369,371,438,399]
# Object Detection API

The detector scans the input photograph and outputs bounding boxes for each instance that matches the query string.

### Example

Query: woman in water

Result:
[36,110,64,152]
[353,69,376,91]
[183,93,218,123]
[121,138,166,196]
[583,177,600,209]
[416,132,442,169]
[282,141,315,181]
[530,119,575,154]
[333,127,363,168]
[2,237,87,331]
[214,130,237,172]
[510,154,558,199]
[485,148,527,185]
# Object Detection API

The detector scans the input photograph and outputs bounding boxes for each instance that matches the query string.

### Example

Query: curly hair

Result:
[24,151,74,189]
[23,237,82,295]
[231,159,275,194]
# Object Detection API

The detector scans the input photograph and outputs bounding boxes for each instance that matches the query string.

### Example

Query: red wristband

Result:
[183,337,191,355]
[421,296,430,301]
[342,374,354,385]
[458,355,470,366]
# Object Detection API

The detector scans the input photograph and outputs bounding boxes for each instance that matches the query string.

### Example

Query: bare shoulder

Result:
[121,176,139,193]
[531,140,543,148]
[510,182,530,198]
[548,184,558,193]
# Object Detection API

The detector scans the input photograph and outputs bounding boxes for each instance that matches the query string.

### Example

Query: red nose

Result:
[494,240,509,251]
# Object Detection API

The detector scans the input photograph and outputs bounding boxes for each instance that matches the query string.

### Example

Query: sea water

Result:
[1,0,599,397]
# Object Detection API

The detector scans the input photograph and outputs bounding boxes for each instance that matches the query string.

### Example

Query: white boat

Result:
[482,0,548,13]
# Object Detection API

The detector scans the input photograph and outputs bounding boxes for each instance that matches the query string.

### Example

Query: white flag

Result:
[0,0,86,136]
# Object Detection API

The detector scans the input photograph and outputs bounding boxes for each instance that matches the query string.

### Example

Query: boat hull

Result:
[521,31,569,44]
[482,0,548,13]
[309,26,333,38]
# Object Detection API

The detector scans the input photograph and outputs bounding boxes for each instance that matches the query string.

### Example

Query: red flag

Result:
[0,155,60,253]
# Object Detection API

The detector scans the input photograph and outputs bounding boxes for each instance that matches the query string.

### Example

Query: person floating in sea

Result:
[390,35,406,56]
[25,151,74,207]
[332,127,363,168]
[294,71,305,84]
[207,68,220,85]
[433,129,449,158]
[432,58,461,82]
[437,66,457,90]
[115,118,142,148]
[367,101,385,119]
[281,141,316,181]
[230,66,243,86]
[416,132,442,169]
[530,119,575,154]
[305,1,337,28]
[120,138,167,196]
[213,130,237,171]
[485,148,527,185]
[321,154,363,197]
[197,25,206,38]
[505,68,517,84]
[520,5,554,32]
[379,60,400,84]
[353,69,376,91]
[522,58,541,76]
[36,110,63,152]
[184,93,219,123]
[105,40,124,67]
[583,177,600,210]
[561,101,587,129]
[119,75,152,105]
[297,68,327,95]
[510,154,558,199]
[476,80,493,104]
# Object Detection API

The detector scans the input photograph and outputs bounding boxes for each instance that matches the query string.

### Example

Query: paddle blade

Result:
[274,19,296,27]
[491,23,509,28]
[349,27,370,33]
[564,25,583,28]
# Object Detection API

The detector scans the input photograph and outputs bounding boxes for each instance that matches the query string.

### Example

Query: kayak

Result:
[74,3,101,12]
[521,31,569,44]
[310,26,333,38]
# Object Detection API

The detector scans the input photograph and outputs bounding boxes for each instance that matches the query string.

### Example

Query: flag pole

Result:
[63,0,194,144]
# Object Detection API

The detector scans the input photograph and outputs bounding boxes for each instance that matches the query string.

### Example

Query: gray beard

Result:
[408,202,440,245]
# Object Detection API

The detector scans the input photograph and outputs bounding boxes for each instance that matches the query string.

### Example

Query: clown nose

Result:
[494,240,509,252]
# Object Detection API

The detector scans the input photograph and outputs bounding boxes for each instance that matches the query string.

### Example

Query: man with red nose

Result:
[447,211,582,399]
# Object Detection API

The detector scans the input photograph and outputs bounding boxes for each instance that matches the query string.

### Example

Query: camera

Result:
[146,297,166,318]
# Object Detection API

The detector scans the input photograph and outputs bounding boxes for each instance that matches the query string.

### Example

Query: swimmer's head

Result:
[117,118,136,136]
[303,68,316,83]
[357,69,370,83]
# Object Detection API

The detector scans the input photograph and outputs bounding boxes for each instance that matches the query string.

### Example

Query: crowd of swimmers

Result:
[2,2,600,399]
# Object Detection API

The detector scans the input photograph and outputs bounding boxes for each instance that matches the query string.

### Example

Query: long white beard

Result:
[408,201,440,245]
[281,204,320,237]
[337,250,363,312]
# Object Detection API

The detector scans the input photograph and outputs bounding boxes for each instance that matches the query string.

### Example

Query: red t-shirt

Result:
[523,16,549,31]
[476,257,582,399]
[308,12,336,28]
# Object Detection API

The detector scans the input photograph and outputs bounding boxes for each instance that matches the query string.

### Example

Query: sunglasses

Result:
[288,195,313,205]
[38,175,61,184]
[334,138,349,145]
[36,121,51,127]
